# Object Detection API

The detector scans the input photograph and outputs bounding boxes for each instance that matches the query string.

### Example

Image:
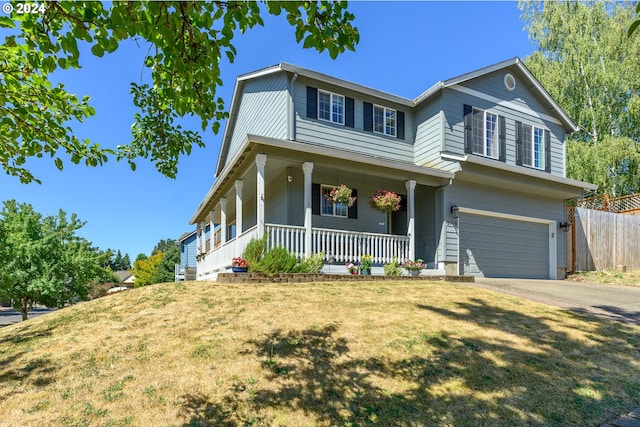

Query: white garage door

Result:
[459,213,550,279]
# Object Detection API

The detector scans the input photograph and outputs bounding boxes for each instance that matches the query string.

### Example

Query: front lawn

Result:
[1,280,639,426]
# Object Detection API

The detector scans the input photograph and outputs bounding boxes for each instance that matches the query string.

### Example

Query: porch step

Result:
[216,273,475,284]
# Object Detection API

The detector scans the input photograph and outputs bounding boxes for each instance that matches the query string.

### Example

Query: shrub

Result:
[383,257,402,276]
[242,234,268,270]
[297,252,325,273]
[253,246,298,276]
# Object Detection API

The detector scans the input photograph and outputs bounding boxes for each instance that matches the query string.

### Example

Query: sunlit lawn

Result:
[1,280,639,426]
[567,269,640,287]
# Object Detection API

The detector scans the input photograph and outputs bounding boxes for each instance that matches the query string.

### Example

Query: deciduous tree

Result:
[1,1,358,184]
[133,251,163,287]
[520,1,640,196]
[0,200,112,320]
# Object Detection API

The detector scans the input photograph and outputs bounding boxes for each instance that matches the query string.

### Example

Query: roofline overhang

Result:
[193,134,455,225]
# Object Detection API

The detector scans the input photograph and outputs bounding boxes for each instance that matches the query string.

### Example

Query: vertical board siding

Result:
[294,79,413,163]
[573,208,640,271]
[227,74,289,164]
[441,75,566,178]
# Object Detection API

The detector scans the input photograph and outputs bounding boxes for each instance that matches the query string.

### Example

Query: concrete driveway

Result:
[468,278,640,325]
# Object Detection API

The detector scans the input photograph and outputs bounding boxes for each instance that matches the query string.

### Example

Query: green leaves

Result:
[3,1,359,184]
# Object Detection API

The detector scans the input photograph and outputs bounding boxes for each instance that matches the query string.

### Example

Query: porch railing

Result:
[198,225,258,277]
[311,227,410,264]
[198,224,411,278]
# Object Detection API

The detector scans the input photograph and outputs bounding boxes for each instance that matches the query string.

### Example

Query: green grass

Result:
[567,269,640,286]
[1,280,639,426]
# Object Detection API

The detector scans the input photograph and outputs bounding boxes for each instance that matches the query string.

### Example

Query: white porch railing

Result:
[198,225,258,278]
[197,224,411,279]
[310,227,410,264]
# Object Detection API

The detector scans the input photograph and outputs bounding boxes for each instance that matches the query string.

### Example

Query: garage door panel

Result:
[459,214,549,279]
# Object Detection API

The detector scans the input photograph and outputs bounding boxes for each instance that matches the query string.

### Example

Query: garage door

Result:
[459,213,549,279]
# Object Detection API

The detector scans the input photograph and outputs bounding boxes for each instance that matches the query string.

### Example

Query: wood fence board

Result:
[571,208,640,271]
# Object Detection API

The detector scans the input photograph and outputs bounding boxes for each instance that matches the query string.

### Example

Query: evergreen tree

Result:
[122,253,131,270]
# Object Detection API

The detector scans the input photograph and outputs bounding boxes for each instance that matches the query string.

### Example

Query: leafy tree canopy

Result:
[520,0,640,196]
[133,250,163,287]
[0,200,113,320]
[1,1,358,184]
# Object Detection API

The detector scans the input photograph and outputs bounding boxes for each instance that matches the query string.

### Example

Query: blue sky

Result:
[1,1,536,259]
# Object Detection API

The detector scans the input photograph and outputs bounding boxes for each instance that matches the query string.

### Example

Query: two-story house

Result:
[189,58,596,280]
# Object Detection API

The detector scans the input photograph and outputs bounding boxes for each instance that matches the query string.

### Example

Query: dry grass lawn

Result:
[566,269,640,287]
[1,280,640,426]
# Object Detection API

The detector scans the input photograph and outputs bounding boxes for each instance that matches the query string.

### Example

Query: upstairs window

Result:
[319,90,345,125]
[373,105,397,137]
[464,104,506,162]
[517,122,550,172]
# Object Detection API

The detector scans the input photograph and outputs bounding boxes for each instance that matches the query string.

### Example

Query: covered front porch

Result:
[191,137,453,280]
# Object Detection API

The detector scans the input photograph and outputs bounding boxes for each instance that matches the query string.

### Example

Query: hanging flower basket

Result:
[369,189,401,214]
[325,184,356,207]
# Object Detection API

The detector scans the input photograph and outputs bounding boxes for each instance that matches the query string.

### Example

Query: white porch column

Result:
[208,211,215,252]
[406,180,416,260]
[219,198,227,244]
[302,162,314,257]
[256,154,267,238]
[200,221,207,254]
[235,180,244,235]
[196,224,201,255]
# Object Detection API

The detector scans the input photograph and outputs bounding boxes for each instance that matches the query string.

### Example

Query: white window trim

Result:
[472,108,499,160]
[320,184,348,218]
[373,104,397,137]
[522,123,545,171]
[318,90,345,125]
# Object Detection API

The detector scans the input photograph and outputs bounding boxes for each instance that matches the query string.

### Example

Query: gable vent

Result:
[504,73,516,91]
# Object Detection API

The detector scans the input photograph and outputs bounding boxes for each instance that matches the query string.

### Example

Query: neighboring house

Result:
[115,270,135,287]
[175,230,199,281]
[189,58,596,280]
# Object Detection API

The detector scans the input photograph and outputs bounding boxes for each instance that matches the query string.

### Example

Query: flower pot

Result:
[360,268,371,276]
[232,266,248,273]
[409,270,420,277]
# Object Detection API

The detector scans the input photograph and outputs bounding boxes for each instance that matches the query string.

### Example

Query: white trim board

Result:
[456,206,558,280]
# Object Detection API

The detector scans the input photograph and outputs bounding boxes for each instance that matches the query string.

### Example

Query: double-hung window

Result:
[321,185,348,217]
[318,90,345,125]
[373,105,396,137]
[471,108,499,159]
[464,104,505,162]
[521,124,545,170]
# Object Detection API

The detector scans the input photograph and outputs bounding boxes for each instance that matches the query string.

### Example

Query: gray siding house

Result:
[190,58,596,280]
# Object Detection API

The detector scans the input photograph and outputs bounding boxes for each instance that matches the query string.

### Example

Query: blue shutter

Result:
[515,121,523,166]
[544,130,551,172]
[397,111,405,140]
[312,183,320,215]
[463,105,473,154]
[345,97,354,128]
[307,86,317,119]
[363,102,373,132]
[348,188,358,219]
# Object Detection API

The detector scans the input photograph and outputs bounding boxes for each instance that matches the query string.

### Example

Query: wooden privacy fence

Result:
[567,207,640,272]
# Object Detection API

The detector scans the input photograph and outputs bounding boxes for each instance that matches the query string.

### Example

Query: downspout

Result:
[435,177,455,272]
[289,72,299,141]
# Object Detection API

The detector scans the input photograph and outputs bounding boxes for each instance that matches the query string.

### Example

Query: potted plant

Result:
[231,257,249,273]
[360,254,373,275]
[325,184,356,207]
[345,262,359,275]
[368,189,401,214]
[401,259,425,276]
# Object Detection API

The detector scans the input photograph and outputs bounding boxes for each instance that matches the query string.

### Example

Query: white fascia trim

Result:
[450,84,564,127]
[457,206,558,279]
[441,152,468,162]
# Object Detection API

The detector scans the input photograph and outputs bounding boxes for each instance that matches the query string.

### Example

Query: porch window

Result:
[321,185,348,217]
[373,105,396,137]
[318,90,345,125]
